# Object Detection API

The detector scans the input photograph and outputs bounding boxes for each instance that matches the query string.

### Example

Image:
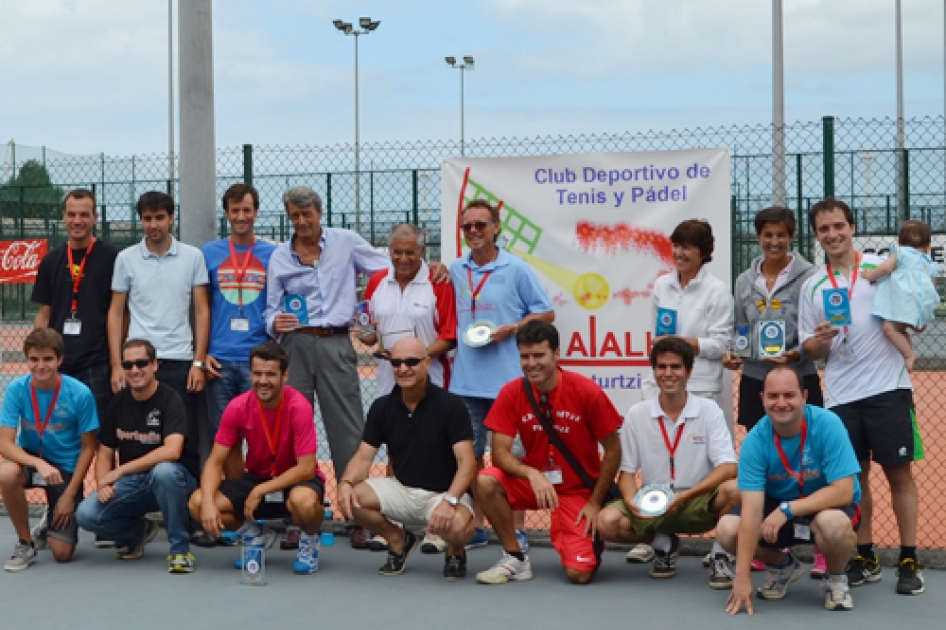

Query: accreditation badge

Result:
[63,318,82,336]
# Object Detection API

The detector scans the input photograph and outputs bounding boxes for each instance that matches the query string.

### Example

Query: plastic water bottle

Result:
[322,508,335,546]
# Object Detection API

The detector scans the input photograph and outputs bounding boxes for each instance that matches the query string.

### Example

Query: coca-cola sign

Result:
[0,239,47,284]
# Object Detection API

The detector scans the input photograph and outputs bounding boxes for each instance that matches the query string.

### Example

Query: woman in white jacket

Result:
[643,219,733,402]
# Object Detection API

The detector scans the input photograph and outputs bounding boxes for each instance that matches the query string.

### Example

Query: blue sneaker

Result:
[465,528,489,550]
[293,535,320,575]
[515,529,530,553]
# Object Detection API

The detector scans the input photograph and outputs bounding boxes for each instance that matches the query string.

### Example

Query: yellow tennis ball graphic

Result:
[574,272,610,310]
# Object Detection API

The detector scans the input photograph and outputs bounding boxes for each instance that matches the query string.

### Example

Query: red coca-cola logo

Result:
[0,239,47,284]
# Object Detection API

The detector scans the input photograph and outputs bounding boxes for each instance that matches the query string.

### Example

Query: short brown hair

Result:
[650,336,694,371]
[754,206,796,238]
[898,220,931,249]
[123,339,157,362]
[250,341,289,372]
[222,183,260,212]
[670,219,714,264]
[64,188,97,211]
[808,198,854,231]
[23,328,64,359]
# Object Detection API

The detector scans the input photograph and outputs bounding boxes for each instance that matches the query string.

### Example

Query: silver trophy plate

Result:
[462,321,496,348]
[634,484,675,517]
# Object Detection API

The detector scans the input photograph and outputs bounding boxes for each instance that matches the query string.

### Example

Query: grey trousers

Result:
[283,332,364,482]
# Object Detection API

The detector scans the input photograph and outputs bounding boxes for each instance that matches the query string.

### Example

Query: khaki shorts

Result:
[608,487,720,536]
[364,477,473,528]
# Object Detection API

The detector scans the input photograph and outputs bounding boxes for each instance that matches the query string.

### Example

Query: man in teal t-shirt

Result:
[0,329,99,572]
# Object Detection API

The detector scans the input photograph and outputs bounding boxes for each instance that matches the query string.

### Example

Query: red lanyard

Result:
[774,417,808,498]
[66,238,95,314]
[466,267,492,317]
[30,377,62,459]
[827,253,860,333]
[657,417,685,488]
[228,238,256,312]
[256,395,285,478]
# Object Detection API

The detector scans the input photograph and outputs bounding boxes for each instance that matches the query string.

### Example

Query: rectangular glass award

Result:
[655,307,677,336]
[757,320,786,359]
[284,294,309,326]
[732,324,753,358]
[823,288,852,327]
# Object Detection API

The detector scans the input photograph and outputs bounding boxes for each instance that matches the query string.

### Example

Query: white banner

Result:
[442,149,732,414]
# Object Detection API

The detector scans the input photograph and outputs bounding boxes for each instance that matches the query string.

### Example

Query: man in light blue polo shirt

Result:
[448,199,554,548]
[107,191,210,457]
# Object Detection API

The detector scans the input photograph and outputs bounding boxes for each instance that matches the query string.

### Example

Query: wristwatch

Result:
[779,501,794,520]
[443,494,460,507]
[192,360,206,370]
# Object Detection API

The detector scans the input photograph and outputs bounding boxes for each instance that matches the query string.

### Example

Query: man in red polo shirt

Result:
[475,320,622,585]
[188,341,325,575]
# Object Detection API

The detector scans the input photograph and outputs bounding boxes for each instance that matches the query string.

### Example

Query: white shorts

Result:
[364,477,473,528]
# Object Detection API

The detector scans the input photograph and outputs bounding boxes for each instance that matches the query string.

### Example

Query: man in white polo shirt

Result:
[361,223,457,396]
[799,197,923,596]
[108,191,210,463]
[597,336,739,588]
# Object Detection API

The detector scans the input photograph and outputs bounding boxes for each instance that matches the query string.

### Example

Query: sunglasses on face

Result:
[389,357,425,368]
[461,221,493,232]
[121,358,152,370]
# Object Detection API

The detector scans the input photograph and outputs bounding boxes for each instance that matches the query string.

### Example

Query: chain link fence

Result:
[2,115,945,550]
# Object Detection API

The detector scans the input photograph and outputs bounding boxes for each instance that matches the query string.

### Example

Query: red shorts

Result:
[481,466,597,573]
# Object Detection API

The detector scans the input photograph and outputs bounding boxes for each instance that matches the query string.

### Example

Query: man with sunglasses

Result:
[337,337,475,579]
[0,329,99,572]
[76,339,200,573]
[475,321,622,585]
[449,199,555,549]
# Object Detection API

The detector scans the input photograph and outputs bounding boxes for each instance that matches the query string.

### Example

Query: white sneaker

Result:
[626,543,655,564]
[476,552,533,584]
[4,541,37,572]
[823,574,854,611]
[31,514,48,551]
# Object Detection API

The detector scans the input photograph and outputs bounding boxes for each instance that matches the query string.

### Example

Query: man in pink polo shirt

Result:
[188,341,325,575]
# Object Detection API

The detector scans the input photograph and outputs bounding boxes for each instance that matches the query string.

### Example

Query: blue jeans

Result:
[205,360,252,439]
[76,462,197,554]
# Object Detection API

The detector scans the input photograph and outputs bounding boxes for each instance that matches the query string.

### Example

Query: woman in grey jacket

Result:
[723,206,824,428]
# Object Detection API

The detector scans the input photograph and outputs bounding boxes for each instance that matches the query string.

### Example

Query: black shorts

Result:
[220,474,324,521]
[831,389,923,465]
[21,463,82,545]
[738,372,824,429]
[732,496,860,549]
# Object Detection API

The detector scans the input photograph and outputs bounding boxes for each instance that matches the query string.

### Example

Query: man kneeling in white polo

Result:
[337,337,475,580]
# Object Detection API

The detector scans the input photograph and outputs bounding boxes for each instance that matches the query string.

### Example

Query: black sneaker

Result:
[845,553,882,586]
[443,552,467,581]
[378,530,419,576]
[895,558,924,595]
[649,534,680,579]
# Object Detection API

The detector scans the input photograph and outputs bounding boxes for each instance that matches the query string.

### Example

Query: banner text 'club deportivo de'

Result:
[442,150,732,415]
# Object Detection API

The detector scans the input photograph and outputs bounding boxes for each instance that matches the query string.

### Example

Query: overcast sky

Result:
[0,0,943,157]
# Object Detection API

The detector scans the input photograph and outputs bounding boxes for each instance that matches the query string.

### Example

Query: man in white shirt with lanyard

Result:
[597,336,738,588]
[798,197,923,596]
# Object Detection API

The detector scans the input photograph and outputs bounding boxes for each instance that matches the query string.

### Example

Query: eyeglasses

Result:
[121,358,152,370]
[461,221,493,232]
[389,357,425,368]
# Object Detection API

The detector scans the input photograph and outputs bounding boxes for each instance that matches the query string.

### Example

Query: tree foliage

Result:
[0,160,66,219]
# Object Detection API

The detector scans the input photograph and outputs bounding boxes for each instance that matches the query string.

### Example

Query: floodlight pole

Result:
[772,0,786,207]
[334,18,380,235]
[168,0,175,199]
[896,0,907,221]
[446,56,475,157]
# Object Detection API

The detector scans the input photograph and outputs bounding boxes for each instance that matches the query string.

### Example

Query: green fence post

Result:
[243,144,253,186]
[902,149,910,221]
[412,170,419,225]
[370,170,375,246]
[822,116,835,199]
[795,154,807,261]
[326,172,333,227]
[102,204,109,242]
